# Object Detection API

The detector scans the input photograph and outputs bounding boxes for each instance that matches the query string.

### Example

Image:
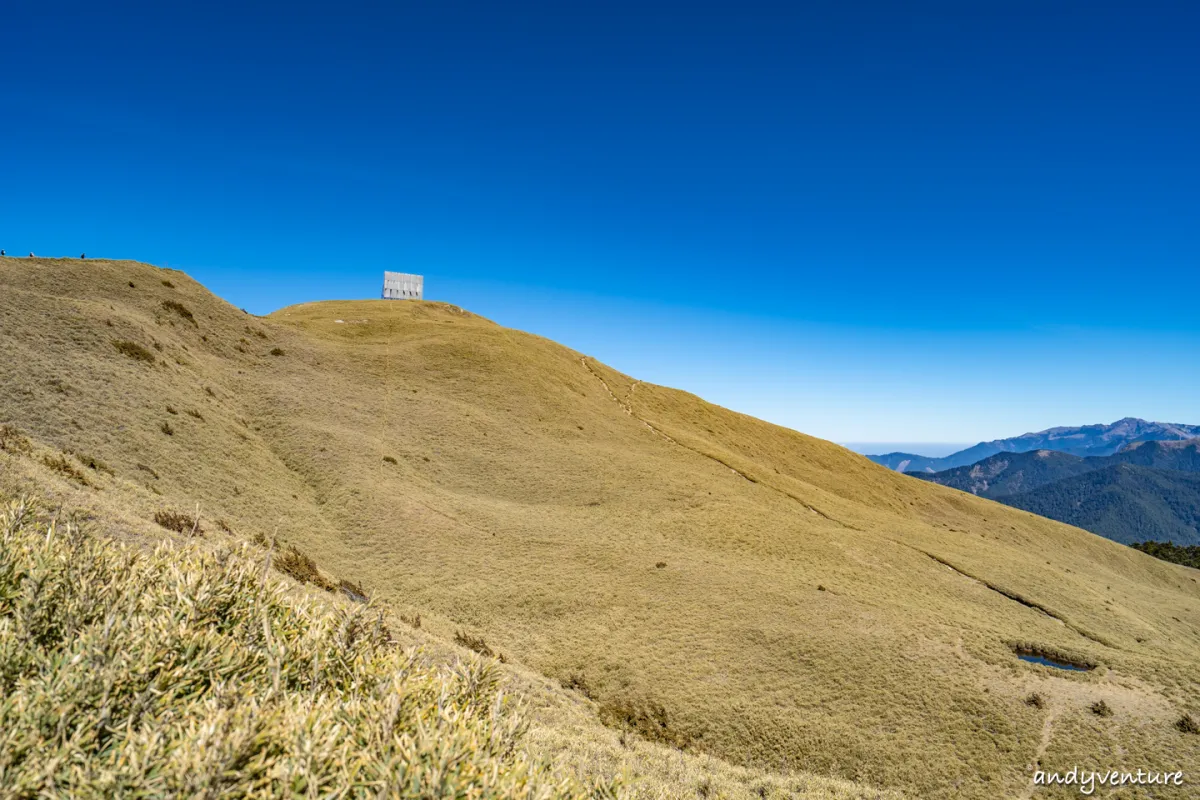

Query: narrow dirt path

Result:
[1018,710,1058,800]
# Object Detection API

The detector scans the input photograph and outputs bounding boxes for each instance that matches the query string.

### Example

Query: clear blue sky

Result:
[3,1,1198,445]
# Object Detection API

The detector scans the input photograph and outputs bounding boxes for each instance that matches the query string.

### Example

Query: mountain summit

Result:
[869,417,1200,473]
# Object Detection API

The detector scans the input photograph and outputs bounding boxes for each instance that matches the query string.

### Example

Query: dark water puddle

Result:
[1015,648,1094,672]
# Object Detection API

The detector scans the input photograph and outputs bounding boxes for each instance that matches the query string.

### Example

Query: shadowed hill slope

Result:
[1003,465,1200,546]
[2,257,1198,799]
[913,442,1200,544]
[915,440,1200,500]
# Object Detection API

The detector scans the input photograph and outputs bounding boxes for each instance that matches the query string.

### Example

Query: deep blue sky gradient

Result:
[3,1,1198,443]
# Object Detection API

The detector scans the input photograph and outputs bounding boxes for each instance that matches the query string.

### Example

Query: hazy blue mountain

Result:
[912,439,1200,498]
[909,439,1200,545]
[868,418,1200,473]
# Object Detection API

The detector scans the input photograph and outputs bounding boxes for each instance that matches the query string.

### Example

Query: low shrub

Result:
[1090,700,1113,717]
[560,672,596,700]
[339,578,369,604]
[160,421,174,436]
[1178,714,1199,734]
[42,453,91,487]
[270,347,285,357]
[1025,693,1046,709]
[112,340,155,363]
[455,630,494,656]
[275,544,335,591]
[0,424,32,454]
[71,451,113,475]
[153,509,202,535]
[455,630,504,662]
[383,455,398,464]
[598,694,693,750]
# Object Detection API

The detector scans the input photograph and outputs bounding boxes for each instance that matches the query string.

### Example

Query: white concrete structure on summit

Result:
[382,271,424,300]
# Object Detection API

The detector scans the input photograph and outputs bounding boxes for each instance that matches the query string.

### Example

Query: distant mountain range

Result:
[912,439,1200,545]
[868,418,1200,473]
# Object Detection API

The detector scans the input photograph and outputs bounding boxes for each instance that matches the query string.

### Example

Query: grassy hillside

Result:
[2,257,1199,798]
[1003,465,1200,546]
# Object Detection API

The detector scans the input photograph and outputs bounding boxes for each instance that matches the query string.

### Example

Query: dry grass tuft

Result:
[111,339,155,363]
[1024,693,1046,709]
[1178,714,1199,735]
[1090,700,1114,717]
[270,347,285,356]
[0,496,611,798]
[161,299,196,325]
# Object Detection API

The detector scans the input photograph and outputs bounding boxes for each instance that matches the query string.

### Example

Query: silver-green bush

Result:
[0,497,616,799]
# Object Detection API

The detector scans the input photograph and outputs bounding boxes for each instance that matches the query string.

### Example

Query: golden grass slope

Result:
[1,256,1198,799]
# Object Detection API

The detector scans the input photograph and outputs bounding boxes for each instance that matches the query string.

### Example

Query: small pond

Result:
[1014,648,1094,672]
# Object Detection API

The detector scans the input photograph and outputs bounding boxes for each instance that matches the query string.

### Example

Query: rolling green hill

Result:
[2,256,1199,799]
